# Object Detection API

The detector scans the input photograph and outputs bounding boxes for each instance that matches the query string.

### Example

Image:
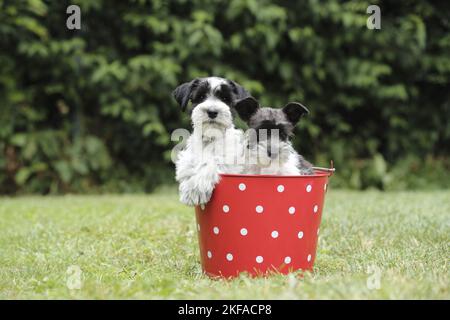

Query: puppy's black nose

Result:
[207,110,218,119]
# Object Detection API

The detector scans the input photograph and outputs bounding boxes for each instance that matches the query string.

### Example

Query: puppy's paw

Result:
[179,190,194,206]
[196,173,220,205]
[197,187,213,205]
[178,166,220,206]
[179,186,199,206]
[179,180,196,206]
[179,183,216,206]
[179,182,212,206]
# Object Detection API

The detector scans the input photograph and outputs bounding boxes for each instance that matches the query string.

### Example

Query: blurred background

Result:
[0,0,449,195]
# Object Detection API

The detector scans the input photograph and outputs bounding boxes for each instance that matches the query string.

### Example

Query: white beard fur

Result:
[244,141,313,176]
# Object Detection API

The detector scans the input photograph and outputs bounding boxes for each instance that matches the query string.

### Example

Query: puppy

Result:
[173,77,249,206]
[235,96,314,175]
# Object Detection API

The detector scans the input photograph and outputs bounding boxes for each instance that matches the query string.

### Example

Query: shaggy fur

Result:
[235,96,314,175]
[173,77,249,206]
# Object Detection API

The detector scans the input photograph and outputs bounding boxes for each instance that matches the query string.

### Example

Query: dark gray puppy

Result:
[235,96,314,175]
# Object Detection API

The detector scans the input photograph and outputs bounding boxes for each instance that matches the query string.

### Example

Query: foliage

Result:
[0,0,449,193]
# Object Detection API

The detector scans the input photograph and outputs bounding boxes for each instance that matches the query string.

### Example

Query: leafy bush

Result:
[0,0,449,194]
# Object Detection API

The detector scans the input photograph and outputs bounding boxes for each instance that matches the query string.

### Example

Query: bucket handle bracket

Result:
[312,160,335,176]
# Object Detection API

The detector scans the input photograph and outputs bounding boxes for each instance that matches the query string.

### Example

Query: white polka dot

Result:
[288,206,296,214]
[213,227,219,235]
[324,184,327,191]
[256,205,264,213]
[307,254,312,262]
[200,204,205,210]
[298,231,304,239]
[313,205,319,213]
[277,185,284,192]
[256,256,264,263]
[197,224,200,231]
[306,184,312,192]
[238,183,246,191]
[284,256,291,264]
[222,205,230,213]
[271,230,279,238]
[207,250,212,258]
[240,228,248,236]
[226,253,233,261]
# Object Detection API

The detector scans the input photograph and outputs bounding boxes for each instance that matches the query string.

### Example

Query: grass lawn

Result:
[0,188,448,299]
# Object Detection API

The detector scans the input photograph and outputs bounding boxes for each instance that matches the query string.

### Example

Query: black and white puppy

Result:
[173,77,249,206]
[235,96,314,175]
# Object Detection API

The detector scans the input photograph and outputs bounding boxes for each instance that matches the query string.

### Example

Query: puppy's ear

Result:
[283,102,309,125]
[234,96,259,122]
[228,80,250,100]
[172,79,198,111]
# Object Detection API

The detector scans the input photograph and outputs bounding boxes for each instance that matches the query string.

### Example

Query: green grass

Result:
[0,189,448,299]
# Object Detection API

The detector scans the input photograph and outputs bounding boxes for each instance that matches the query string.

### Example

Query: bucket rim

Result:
[220,161,335,178]
[219,170,333,179]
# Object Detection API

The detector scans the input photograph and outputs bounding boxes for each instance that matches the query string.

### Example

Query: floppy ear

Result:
[282,102,310,125]
[228,80,250,100]
[234,96,260,122]
[172,79,198,111]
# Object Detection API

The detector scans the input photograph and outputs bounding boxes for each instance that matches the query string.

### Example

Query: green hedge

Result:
[0,0,449,194]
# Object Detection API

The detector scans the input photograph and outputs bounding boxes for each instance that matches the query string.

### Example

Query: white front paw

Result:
[179,189,197,206]
[178,165,220,206]
[179,187,213,206]
[196,186,213,205]
[179,180,215,206]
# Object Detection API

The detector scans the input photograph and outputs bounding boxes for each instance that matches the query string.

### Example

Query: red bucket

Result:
[195,169,333,278]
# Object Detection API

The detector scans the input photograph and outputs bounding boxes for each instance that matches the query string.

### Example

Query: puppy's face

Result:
[173,77,249,131]
[235,97,309,163]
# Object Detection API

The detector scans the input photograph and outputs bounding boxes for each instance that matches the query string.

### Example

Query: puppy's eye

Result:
[192,94,206,103]
[217,93,231,103]
[220,96,231,103]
